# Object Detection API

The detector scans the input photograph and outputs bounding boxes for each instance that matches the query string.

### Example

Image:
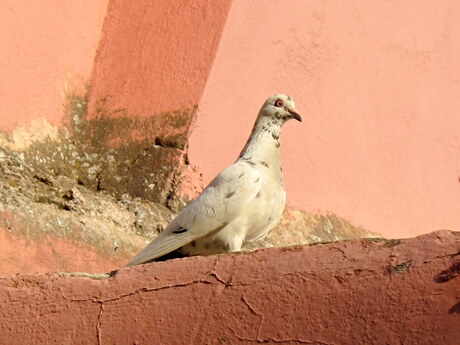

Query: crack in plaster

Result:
[96,303,104,345]
[423,250,460,264]
[188,258,227,344]
[242,293,265,340]
[209,256,233,288]
[227,324,335,344]
[61,278,213,304]
[59,257,234,344]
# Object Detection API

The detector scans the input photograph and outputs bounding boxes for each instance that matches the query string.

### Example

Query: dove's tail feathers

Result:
[126,232,194,266]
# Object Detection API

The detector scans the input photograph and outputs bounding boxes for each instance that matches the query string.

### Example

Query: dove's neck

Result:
[238,116,284,183]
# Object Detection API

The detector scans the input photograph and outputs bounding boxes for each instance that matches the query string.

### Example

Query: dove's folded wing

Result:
[126,161,261,266]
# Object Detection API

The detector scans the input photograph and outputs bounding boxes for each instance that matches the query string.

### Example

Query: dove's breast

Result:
[178,164,286,256]
[244,170,286,242]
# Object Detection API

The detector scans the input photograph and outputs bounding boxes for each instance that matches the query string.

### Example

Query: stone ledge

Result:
[0,230,459,345]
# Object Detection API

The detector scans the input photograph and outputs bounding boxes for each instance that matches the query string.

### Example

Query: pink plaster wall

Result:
[0,0,108,131]
[2,0,459,240]
[189,0,460,238]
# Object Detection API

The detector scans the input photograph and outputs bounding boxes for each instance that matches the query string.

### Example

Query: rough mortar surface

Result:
[0,145,375,275]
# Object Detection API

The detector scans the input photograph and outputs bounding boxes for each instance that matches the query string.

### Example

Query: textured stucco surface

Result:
[0,230,458,344]
[1,0,459,279]
[189,0,460,238]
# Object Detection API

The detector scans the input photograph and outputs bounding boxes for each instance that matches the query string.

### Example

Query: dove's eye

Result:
[274,99,283,107]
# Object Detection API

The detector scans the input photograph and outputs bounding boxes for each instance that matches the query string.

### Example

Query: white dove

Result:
[127,94,301,266]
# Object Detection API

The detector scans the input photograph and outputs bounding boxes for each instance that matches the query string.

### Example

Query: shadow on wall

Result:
[434,260,460,314]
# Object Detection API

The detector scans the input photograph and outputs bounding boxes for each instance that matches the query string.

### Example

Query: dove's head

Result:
[260,94,302,124]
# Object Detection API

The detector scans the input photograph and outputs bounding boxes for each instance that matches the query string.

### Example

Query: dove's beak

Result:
[288,109,302,122]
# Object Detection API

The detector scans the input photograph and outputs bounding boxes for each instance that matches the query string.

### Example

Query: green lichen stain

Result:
[24,84,197,208]
[388,260,412,274]
[364,238,402,248]
[382,239,402,248]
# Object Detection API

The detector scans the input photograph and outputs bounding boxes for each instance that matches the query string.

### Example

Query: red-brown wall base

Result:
[0,230,458,344]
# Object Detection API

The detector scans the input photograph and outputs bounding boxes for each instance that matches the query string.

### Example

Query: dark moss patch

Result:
[364,238,402,248]
[387,260,412,274]
[434,261,460,283]
[22,85,197,209]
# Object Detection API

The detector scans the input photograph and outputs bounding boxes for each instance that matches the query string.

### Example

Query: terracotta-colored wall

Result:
[87,0,232,119]
[189,0,460,238]
[0,231,458,344]
[0,0,108,131]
